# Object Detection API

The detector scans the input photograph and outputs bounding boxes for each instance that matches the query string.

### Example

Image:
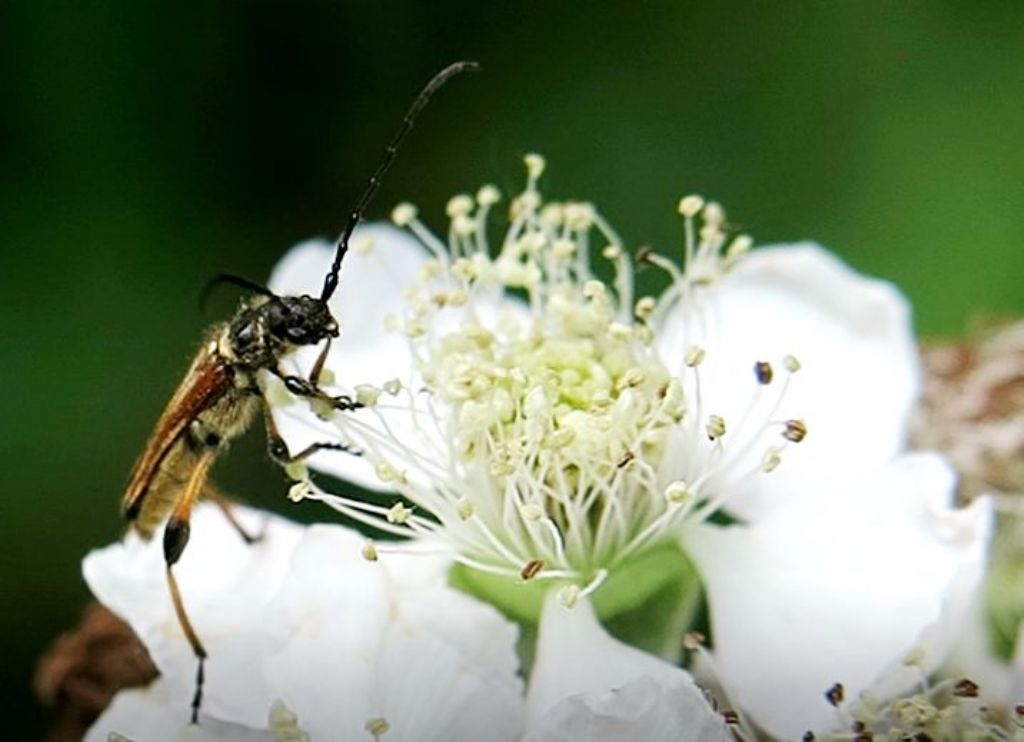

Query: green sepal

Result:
[450,541,703,663]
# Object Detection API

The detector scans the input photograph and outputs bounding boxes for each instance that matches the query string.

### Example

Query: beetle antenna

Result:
[200,273,274,314]
[320,60,480,302]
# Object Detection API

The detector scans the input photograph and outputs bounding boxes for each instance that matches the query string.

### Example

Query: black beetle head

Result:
[267,295,339,346]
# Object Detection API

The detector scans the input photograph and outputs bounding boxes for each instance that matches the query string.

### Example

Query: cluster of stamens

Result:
[811,675,1018,741]
[289,154,808,597]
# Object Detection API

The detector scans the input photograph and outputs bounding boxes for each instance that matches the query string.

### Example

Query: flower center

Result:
[295,154,805,601]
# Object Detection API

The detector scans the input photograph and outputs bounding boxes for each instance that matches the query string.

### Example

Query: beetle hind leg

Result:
[163,449,215,724]
[165,564,207,724]
[204,484,265,544]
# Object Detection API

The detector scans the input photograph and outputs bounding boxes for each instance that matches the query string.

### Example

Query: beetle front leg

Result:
[260,399,361,466]
[273,367,363,412]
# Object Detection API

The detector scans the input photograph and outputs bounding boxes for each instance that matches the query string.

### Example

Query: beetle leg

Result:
[272,367,363,412]
[260,399,361,465]
[163,449,215,724]
[204,484,264,544]
[308,337,332,385]
[281,440,361,462]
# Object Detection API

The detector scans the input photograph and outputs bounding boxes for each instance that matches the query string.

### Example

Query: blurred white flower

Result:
[84,505,729,741]
[268,155,992,738]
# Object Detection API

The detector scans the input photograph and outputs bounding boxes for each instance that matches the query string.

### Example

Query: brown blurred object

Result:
[913,320,1024,503]
[34,603,157,742]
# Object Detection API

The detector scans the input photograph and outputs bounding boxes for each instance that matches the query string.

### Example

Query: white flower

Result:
[84,504,729,741]
[268,155,992,738]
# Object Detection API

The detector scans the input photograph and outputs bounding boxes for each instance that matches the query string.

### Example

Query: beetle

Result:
[119,61,478,722]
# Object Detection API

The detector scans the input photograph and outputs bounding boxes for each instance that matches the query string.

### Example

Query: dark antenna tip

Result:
[319,60,481,302]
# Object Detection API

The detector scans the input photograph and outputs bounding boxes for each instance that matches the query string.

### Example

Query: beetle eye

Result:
[234,321,255,345]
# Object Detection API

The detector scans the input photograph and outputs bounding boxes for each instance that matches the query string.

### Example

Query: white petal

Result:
[684,453,992,739]
[658,244,919,520]
[267,224,432,491]
[86,510,525,740]
[85,680,270,742]
[526,592,730,741]
[254,526,525,741]
[524,675,729,742]
[83,505,304,721]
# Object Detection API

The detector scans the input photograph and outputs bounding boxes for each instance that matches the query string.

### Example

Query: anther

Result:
[446,194,474,217]
[608,322,632,341]
[825,682,845,707]
[953,678,979,698]
[784,354,802,373]
[544,427,575,448]
[477,184,501,206]
[754,361,774,385]
[361,541,378,562]
[685,345,706,367]
[902,646,925,667]
[552,238,575,259]
[761,447,782,473]
[582,280,607,301]
[634,296,656,320]
[602,244,622,260]
[451,257,476,282]
[520,503,544,521]
[386,502,413,525]
[564,202,593,229]
[726,234,753,261]
[375,462,406,484]
[683,631,705,649]
[703,201,725,225]
[678,194,705,218]
[269,700,306,740]
[665,481,692,504]
[617,367,645,389]
[783,419,808,443]
[355,384,382,407]
[287,481,311,503]
[706,414,726,440]
[456,497,474,520]
[391,202,417,227]
[365,717,390,740]
[452,213,476,236]
[537,203,562,228]
[558,584,581,608]
[524,153,546,180]
[521,559,543,580]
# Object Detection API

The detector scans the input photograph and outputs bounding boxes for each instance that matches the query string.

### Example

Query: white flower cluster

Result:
[85,156,994,740]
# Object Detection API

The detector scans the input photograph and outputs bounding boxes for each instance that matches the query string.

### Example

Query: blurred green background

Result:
[3,1,1023,735]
